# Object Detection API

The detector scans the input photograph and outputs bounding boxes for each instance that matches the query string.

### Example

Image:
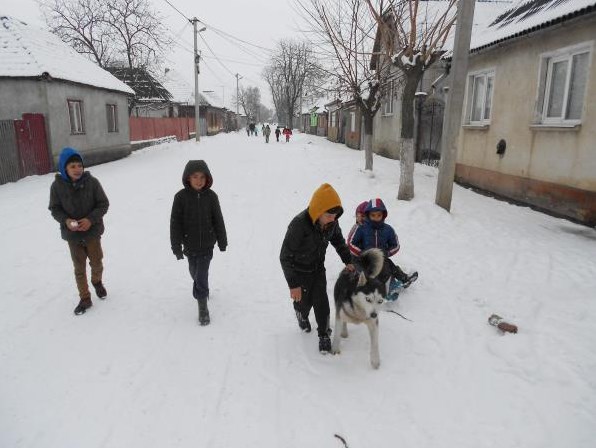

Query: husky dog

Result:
[332,248,386,369]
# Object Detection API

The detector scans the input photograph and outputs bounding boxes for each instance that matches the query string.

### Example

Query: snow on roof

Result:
[200,90,223,108]
[471,0,596,52]
[301,96,335,114]
[162,68,196,105]
[0,15,133,95]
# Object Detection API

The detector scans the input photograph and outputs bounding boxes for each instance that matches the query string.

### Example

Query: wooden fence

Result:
[129,117,199,142]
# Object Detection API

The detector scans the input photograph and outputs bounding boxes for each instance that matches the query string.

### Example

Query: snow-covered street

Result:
[1,131,595,448]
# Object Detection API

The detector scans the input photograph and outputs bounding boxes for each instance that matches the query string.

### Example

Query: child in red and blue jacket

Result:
[349,198,418,295]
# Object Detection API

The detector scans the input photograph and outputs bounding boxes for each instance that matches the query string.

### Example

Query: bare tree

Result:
[39,0,171,70]
[234,86,261,122]
[262,40,323,129]
[39,0,113,67]
[296,0,394,171]
[104,0,170,69]
[366,0,457,199]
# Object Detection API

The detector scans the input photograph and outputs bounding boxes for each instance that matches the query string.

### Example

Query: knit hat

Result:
[65,154,83,166]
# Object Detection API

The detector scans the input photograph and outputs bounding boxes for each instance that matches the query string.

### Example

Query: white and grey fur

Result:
[332,248,386,369]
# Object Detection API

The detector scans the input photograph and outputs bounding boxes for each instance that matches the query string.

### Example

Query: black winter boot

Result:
[318,334,331,353]
[402,271,419,289]
[295,310,312,333]
[92,281,107,299]
[198,297,210,326]
[74,298,93,315]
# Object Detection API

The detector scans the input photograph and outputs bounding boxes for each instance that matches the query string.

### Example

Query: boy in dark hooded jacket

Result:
[349,198,418,299]
[49,147,110,315]
[280,183,354,353]
[170,160,227,326]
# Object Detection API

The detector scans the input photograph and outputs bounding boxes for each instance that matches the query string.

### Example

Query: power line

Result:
[198,32,236,78]
[196,17,273,53]
[161,0,190,22]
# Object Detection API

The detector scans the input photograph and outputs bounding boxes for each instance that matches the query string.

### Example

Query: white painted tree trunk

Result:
[397,138,415,200]
[363,132,373,171]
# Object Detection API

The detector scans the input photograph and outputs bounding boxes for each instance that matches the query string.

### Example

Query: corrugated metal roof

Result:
[471,0,596,52]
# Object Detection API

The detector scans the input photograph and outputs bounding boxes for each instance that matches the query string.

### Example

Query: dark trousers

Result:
[379,258,408,283]
[187,250,213,300]
[293,269,329,336]
[67,238,103,300]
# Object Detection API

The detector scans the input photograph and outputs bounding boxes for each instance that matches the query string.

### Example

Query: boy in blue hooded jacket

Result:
[349,198,417,298]
[49,147,110,315]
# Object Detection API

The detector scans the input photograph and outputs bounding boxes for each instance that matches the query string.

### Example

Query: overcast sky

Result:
[1,0,311,108]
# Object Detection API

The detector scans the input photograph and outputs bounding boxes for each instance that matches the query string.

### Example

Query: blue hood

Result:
[58,147,83,181]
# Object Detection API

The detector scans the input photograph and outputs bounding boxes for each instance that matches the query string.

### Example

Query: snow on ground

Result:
[1,131,595,448]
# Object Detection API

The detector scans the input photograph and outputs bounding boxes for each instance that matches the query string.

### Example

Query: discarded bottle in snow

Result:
[488,314,518,334]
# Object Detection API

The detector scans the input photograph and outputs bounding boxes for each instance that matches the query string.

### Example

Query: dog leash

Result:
[334,434,349,448]
[385,309,413,322]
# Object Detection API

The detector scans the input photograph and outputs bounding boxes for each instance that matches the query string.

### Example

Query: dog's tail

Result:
[359,248,384,279]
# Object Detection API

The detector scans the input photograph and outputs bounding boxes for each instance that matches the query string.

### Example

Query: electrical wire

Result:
[198,32,236,78]
[161,0,191,22]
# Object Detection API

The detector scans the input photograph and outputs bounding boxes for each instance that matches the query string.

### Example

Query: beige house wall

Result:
[459,15,596,192]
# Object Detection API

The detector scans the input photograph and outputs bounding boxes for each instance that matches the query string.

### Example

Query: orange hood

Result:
[307,183,343,224]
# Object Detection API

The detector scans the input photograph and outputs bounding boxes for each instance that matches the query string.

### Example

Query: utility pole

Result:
[235,73,242,130]
[191,18,206,142]
[435,0,476,211]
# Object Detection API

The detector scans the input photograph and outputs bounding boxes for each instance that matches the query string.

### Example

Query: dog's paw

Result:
[331,347,341,355]
[371,357,380,369]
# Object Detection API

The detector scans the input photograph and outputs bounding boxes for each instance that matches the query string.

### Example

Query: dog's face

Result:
[352,277,386,320]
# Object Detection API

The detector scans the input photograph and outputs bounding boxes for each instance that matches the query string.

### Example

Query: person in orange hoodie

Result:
[280,183,354,353]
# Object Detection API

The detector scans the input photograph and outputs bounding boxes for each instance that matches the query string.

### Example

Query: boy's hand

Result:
[77,218,92,232]
[345,263,355,272]
[66,218,79,230]
[290,287,302,302]
[173,249,184,260]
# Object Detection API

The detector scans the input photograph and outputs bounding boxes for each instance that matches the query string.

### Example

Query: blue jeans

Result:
[187,250,213,300]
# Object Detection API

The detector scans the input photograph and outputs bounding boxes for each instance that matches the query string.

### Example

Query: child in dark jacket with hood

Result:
[49,147,110,315]
[349,198,417,300]
[170,160,227,326]
[280,183,354,353]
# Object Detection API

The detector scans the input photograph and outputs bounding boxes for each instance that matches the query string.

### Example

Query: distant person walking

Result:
[264,125,271,143]
[275,127,281,142]
[283,127,292,143]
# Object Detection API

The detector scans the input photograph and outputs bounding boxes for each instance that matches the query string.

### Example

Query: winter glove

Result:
[174,249,184,260]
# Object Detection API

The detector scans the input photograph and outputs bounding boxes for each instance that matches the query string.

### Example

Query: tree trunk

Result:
[397,138,415,200]
[362,112,374,171]
[397,69,423,201]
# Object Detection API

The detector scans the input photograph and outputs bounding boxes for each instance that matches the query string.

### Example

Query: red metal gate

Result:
[14,113,52,177]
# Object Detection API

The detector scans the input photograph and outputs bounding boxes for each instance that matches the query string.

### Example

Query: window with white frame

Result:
[383,80,394,115]
[106,104,118,132]
[350,111,356,132]
[67,100,84,134]
[537,43,591,125]
[465,69,495,125]
[330,111,336,128]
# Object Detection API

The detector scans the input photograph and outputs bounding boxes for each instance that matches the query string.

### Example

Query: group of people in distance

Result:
[50,149,416,354]
[246,123,293,143]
